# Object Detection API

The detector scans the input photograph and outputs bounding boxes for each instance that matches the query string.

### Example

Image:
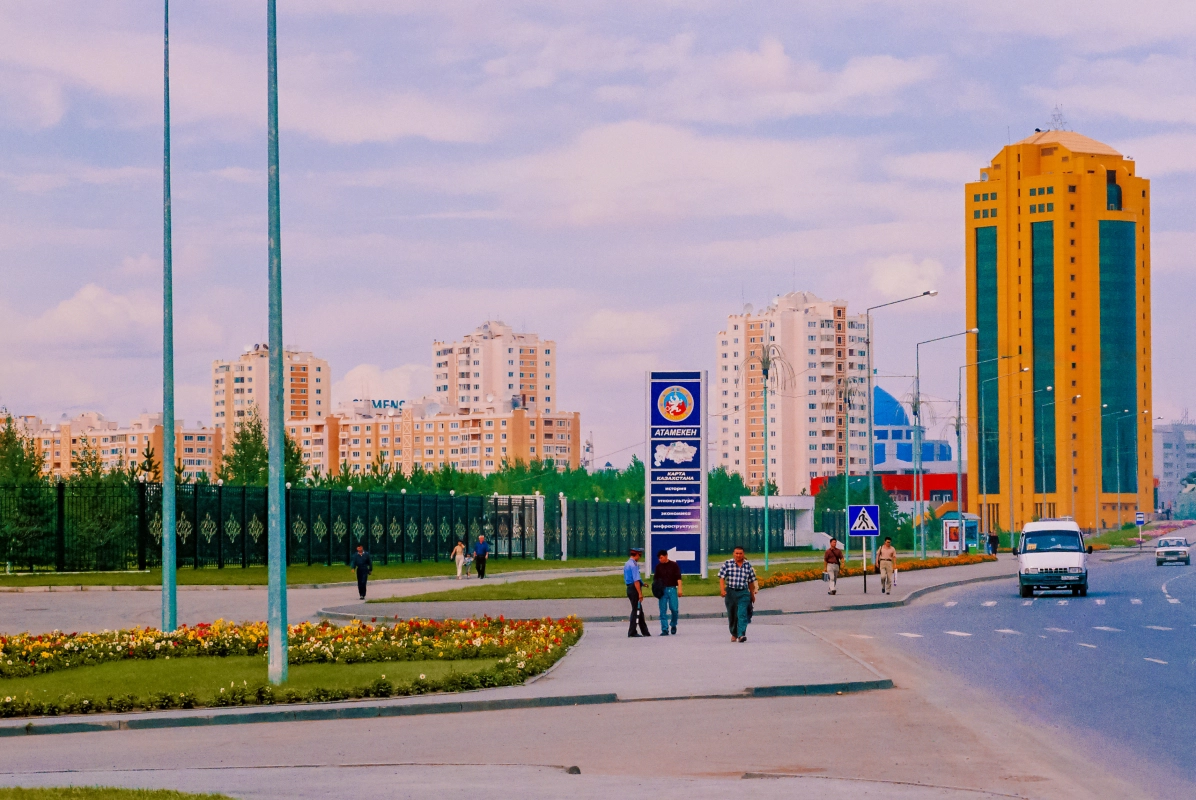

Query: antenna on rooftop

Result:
[1050,105,1068,131]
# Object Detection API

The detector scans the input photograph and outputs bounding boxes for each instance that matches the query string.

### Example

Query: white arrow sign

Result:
[668,546,696,561]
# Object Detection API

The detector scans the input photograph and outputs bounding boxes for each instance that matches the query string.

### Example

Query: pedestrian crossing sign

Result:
[848,504,880,536]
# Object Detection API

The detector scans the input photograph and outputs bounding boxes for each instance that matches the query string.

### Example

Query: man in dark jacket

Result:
[350,545,373,600]
[654,549,683,636]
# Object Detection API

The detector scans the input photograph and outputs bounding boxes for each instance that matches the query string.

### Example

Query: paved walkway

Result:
[322,558,1018,622]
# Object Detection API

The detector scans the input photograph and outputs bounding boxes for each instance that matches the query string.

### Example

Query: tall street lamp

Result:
[980,366,1029,545]
[265,0,288,685]
[1066,394,1082,519]
[1038,396,1058,518]
[915,329,977,558]
[743,339,792,572]
[1096,405,1129,534]
[1009,383,1052,545]
[161,0,177,632]
[866,291,937,514]
[957,355,1011,552]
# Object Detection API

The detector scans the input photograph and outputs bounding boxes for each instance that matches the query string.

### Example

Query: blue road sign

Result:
[1135,511,1146,526]
[848,504,881,536]
[646,371,707,576]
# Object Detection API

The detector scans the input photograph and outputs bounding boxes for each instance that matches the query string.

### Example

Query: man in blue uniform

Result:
[624,547,650,637]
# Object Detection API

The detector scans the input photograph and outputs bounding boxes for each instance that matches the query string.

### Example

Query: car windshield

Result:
[1021,531,1083,552]
[1157,539,1188,548]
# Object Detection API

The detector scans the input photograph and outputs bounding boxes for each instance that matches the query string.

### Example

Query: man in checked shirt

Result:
[718,546,758,643]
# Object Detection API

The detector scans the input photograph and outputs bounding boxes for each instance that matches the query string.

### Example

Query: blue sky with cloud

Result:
[2,1,1194,463]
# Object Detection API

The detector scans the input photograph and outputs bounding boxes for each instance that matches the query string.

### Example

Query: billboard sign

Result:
[646,371,707,576]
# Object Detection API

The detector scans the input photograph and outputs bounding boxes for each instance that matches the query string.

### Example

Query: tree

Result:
[285,430,308,485]
[0,415,45,486]
[137,444,161,482]
[708,466,751,506]
[813,475,906,542]
[218,409,268,486]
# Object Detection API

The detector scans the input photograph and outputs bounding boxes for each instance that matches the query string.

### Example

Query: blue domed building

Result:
[872,386,953,473]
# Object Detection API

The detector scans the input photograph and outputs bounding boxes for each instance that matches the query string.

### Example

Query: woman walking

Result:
[450,539,466,579]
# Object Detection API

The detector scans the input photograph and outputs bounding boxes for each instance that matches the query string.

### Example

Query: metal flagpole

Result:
[161,0,177,633]
[266,0,288,685]
[763,371,769,571]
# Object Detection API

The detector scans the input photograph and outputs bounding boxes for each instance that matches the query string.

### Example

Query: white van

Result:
[1017,519,1093,598]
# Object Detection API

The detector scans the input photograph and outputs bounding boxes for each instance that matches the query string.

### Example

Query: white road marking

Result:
[1145,658,1168,665]
[1078,643,1097,649]
[897,633,923,638]
[945,631,972,637]
[995,629,1021,635]
[1022,600,1034,606]
[1145,625,1173,631]
[1046,627,1073,633]
[1093,626,1122,632]
[849,634,874,639]
[944,601,957,607]
[1131,598,1143,605]
[1168,598,1181,604]
[982,601,997,607]
[1095,599,1106,605]
[1057,600,1069,605]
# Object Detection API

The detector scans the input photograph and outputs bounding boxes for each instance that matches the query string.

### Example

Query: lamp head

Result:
[926,290,939,297]
[968,327,979,333]
[1046,386,1053,392]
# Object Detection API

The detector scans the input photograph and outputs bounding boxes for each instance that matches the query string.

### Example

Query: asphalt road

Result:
[845,550,1196,798]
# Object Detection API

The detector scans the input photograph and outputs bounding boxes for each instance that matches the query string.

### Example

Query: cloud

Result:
[569,309,678,353]
[868,254,945,298]
[1111,134,1196,177]
[885,151,987,184]
[1029,55,1196,126]
[332,363,434,408]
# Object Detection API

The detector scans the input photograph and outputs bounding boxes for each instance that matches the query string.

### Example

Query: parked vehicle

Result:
[1155,537,1191,567]
[1017,519,1092,598]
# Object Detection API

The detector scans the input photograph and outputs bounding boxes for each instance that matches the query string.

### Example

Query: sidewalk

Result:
[321,557,1018,623]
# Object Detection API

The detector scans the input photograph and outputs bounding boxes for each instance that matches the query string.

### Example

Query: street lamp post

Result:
[265,0,288,685]
[958,355,1010,554]
[160,0,177,632]
[867,291,937,553]
[980,366,1029,547]
[1067,394,1082,519]
[1008,383,1052,548]
[914,329,977,558]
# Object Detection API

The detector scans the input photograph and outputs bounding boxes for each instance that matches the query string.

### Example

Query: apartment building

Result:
[286,416,340,479]
[965,129,1152,532]
[1154,421,1196,511]
[433,321,558,414]
[212,344,329,440]
[24,412,222,482]
[714,291,870,495]
[329,398,580,476]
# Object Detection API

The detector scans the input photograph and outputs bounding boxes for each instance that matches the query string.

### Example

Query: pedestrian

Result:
[625,548,650,637]
[450,539,466,579]
[653,549,683,636]
[718,546,758,643]
[350,544,372,601]
[988,530,1000,556]
[473,534,490,579]
[877,536,897,595]
[824,537,843,595]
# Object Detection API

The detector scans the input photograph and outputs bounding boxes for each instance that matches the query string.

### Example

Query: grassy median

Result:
[0,791,233,800]
[373,573,725,602]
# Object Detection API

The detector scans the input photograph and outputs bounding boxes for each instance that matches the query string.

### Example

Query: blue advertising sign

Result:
[1135,511,1145,526]
[646,371,707,576]
[847,504,881,537]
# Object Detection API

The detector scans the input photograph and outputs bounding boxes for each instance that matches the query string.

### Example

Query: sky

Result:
[2,0,1195,467]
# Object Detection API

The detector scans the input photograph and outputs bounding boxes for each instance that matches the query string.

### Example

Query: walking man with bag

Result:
[877,536,897,595]
[473,534,490,579]
[653,549,683,636]
[350,544,373,601]
[625,548,650,637]
[824,537,843,595]
[718,546,758,643]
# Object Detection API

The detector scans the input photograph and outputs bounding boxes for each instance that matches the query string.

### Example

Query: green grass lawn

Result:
[0,790,232,800]
[0,655,500,706]
[1087,526,1153,547]
[0,558,628,588]
[374,573,728,602]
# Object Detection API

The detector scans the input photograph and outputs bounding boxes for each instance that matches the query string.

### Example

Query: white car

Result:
[1155,537,1191,567]
[1018,519,1092,598]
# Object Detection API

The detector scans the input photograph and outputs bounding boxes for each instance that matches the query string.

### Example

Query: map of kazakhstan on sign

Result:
[654,440,698,467]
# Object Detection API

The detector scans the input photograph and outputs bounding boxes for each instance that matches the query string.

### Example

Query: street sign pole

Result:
[160,0,177,633]
[848,504,880,594]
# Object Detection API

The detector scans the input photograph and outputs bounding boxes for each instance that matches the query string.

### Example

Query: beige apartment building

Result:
[212,344,329,441]
[433,321,558,414]
[715,292,870,494]
[23,412,222,482]
[323,398,580,477]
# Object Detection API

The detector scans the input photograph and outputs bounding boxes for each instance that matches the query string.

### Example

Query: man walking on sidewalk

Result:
[653,549,683,636]
[718,546,758,643]
[473,534,490,579]
[877,536,897,595]
[988,530,1000,556]
[824,538,843,595]
[350,544,373,601]
[625,548,650,637]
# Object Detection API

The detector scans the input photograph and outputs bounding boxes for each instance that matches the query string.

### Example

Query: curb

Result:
[0,679,891,738]
[827,571,1016,612]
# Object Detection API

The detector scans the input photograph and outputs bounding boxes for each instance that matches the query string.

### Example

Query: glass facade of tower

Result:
[1099,220,1138,493]
[975,225,1000,494]
[1031,221,1056,494]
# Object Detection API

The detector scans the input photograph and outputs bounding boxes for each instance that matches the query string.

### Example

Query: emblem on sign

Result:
[657,385,694,422]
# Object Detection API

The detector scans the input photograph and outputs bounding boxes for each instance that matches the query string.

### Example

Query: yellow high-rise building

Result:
[965,130,1152,535]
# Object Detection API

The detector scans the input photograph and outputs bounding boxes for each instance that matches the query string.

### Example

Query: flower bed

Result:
[1,617,580,680]
[757,553,997,590]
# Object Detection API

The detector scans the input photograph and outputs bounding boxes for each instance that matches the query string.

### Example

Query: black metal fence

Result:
[0,484,806,572]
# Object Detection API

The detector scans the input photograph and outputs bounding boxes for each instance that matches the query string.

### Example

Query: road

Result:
[814,549,1196,798]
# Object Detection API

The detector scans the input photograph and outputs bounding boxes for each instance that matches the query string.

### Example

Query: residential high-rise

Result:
[965,129,1153,534]
[212,344,329,440]
[714,292,870,494]
[432,321,558,414]
[1152,421,1196,513]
